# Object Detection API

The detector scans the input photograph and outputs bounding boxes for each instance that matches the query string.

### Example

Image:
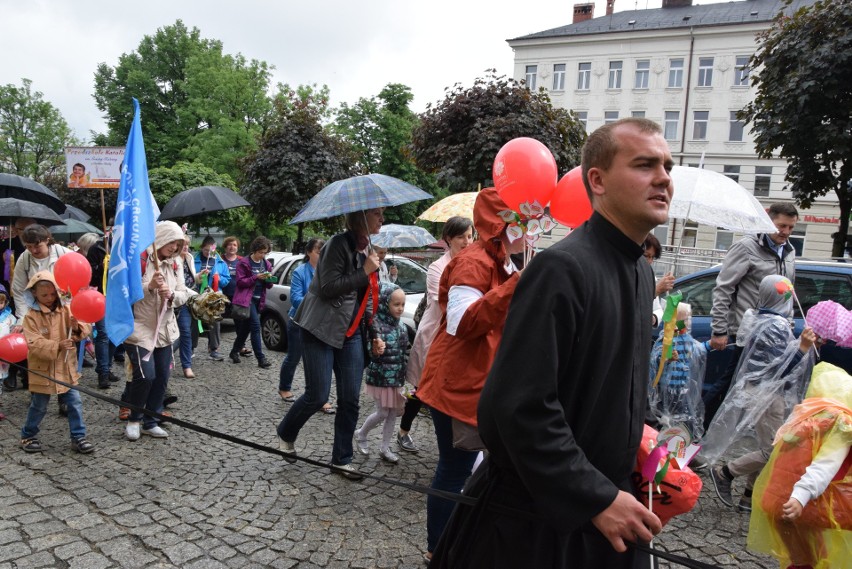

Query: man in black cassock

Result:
[428,118,673,568]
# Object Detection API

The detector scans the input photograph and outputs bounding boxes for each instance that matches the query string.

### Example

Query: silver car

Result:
[260,253,427,351]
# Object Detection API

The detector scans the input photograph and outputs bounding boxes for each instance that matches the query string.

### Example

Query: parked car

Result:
[260,253,427,351]
[670,260,852,393]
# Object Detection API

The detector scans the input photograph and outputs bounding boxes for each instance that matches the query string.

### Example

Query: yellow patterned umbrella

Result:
[416,192,477,222]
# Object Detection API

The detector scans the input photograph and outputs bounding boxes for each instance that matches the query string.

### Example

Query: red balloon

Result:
[70,289,106,323]
[54,252,92,295]
[549,167,593,229]
[0,333,28,363]
[493,137,558,212]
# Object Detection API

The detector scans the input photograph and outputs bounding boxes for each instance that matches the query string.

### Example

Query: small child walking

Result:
[355,282,408,463]
[747,362,852,569]
[648,302,709,442]
[19,271,93,454]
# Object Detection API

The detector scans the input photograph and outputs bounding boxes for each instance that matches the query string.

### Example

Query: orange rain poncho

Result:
[747,362,852,569]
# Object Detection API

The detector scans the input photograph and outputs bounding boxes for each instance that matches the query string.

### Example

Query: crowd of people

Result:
[1,117,849,568]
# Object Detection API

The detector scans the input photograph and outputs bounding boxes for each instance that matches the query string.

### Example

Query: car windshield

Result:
[391,258,427,294]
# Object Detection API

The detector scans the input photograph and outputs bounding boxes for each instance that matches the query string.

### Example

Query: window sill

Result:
[632,88,649,93]
[694,86,713,91]
[665,87,684,92]
[605,88,623,93]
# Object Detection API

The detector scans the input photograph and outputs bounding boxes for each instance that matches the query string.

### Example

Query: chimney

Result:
[662,0,694,7]
[606,0,615,16]
[573,3,595,24]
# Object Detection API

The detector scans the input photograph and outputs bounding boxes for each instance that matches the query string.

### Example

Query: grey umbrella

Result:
[0,172,65,214]
[60,204,92,222]
[0,198,65,225]
[158,186,250,220]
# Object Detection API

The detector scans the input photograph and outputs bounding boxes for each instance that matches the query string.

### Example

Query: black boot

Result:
[97,373,111,389]
[2,366,17,391]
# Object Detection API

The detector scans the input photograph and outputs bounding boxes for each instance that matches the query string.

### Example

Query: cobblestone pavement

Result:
[0,325,778,568]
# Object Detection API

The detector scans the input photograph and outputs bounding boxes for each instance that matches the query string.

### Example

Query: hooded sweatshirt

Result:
[417,187,521,426]
[366,282,408,388]
[21,271,91,395]
[124,221,191,352]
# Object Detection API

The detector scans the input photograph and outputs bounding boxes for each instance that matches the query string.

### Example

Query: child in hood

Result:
[0,284,20,389]
[354,282,409,463]
[19,271,93,454]
[747,362,852,569]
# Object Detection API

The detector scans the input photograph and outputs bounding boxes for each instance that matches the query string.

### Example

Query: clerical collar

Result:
[589,212,645,261]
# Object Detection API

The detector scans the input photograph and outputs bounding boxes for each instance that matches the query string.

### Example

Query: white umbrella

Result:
[371,224,436,248]
[669,166,776,234]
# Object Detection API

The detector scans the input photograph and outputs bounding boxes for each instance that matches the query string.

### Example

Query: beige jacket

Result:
[125,222,191,352]
[22,271,92,395]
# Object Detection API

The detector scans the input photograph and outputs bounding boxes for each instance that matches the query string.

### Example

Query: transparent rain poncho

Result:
[702,275,816,465]
[648,303,707,441]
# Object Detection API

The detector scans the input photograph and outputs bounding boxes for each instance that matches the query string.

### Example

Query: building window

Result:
[631,110,646,118]
[525,65,537,89]
[668,58,684,88]
[715,228,734,251]
[754,166,772,197]
[604,111,619,124]
[682,221,698,248]
[552,63,566,90]
[729,112,745,142]
[723,165,740,184]
[577,62,591,90]
[692,111,709,140]
[734,56,750,87]
[664,111,679,141]
[789,225,806,257]
[575,111,588,131]
[608,61,623,89]
[697,57,714,87]
[634,60,650,89]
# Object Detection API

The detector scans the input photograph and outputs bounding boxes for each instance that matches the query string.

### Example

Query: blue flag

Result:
[106,98,160,346]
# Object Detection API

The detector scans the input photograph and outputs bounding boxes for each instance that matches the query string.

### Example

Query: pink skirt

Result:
[365,384,405,414]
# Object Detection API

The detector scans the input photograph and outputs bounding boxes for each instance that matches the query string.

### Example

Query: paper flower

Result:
[498,200,555,247]
[774,277,794,300]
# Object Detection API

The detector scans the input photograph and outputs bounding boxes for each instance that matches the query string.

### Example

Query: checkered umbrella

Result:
[290,174,432,224]
[806,300,852,347]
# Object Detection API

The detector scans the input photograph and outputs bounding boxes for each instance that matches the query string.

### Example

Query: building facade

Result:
[510,0,841,259]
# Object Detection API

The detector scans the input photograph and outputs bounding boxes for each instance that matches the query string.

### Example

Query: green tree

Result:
[741,0,852,256]
[0,78,77,181]
[241,86,357,242]
[411,71,586,194]
[93,20,272,179]
[335,83,444,224]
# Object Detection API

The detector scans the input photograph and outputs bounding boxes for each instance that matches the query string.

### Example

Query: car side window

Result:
[282,259,305,286]
[797,271,852,317]
[675,273,716,316]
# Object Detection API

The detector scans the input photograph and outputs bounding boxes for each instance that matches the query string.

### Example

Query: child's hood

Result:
[24,270,63,311]
[376,281,402,324]
[806,362,852,410]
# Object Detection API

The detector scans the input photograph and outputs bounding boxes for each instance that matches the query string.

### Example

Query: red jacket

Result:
[417,188,520,426]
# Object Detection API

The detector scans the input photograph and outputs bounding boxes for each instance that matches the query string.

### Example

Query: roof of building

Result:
[510,0,818,41]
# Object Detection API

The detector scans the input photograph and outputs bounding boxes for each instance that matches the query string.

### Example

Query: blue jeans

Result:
[21,389,87,441]
[277,330,363,466]
[125,344,172,430]
[94,318,116,375]
[232,298,264,362]
[427,407,479,552]
[278,318,303,391]
[176,305,194,370]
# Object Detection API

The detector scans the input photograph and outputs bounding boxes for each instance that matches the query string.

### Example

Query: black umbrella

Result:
[60,204,91,222]
[158,186,250,220]
[0,172,65,214]
[48,219,103,242]
[0,198,65,225]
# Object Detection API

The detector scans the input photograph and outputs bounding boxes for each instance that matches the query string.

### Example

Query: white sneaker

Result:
[141,425,169,438]
[125,422,141,441]
[278,438,297,463]
[354,429,370,455]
